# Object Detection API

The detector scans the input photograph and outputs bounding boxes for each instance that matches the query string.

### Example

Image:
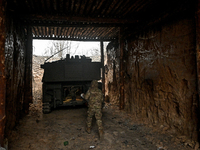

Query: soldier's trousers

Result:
[87,108,103,130]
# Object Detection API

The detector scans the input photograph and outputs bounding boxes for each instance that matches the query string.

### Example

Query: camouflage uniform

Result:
[70,86,78,101]
[85,80,103,132]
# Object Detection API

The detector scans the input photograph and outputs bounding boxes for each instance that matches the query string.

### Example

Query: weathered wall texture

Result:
[0,0,6,146]
[105,41,120,106]
[4,13,28,137]
[105,18,198,140]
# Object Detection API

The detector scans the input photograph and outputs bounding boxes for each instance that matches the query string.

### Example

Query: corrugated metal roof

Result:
[7,0,194,41]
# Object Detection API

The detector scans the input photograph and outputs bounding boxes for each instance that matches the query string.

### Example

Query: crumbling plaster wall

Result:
[105,18,198,140]
[4,13,27,137]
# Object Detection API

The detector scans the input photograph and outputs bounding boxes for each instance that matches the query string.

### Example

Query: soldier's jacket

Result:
[70,86,78,97]
[85,84,103,109]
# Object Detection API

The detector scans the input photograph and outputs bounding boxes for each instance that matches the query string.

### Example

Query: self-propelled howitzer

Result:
[41,54,101,113]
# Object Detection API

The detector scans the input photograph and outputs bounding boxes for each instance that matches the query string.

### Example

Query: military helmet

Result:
[91,80,98,88]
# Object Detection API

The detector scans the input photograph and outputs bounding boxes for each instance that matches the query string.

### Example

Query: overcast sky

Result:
[33,39,102,57]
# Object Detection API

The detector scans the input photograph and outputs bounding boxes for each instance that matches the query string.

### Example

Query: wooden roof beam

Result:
[20,14,138,24]
[26,22,126,28]
[32,36,113,41]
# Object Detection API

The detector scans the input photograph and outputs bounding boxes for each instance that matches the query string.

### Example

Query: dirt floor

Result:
[7,56,198,150]
[8,104,197,150]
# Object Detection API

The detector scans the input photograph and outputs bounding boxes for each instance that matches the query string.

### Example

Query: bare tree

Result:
[43,40,79,58]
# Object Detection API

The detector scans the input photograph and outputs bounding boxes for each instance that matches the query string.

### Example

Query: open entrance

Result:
[32,39,108,114]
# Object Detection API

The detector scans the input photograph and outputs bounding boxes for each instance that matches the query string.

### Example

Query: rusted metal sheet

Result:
[0,0,6,146]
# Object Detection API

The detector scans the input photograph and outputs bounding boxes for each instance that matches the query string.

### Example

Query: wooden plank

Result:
[85,27,94,39]
[24,26,33,115]
[54,27,57,37]
[34,0,42,13]
[60,27,65,36]
[119,27,124,110]
[69,27,75,37]
[89,28,98,38]
[35,26,40,37]
[20,14,138,24]
[113,0,131,16]
[135,0,150,12]
[100,0,114,15]
[25,0,32,12]
[57,27,61,37]
[48,26,51,37]
[58,0,63,13]
[79,0,88,15]
[67,27,72,37]
[94,27,104,38]
[0,0,6,146]
[73,27,80,38]
[64,27,69,37]
[105,0,120,15]
[27,22,125,27]
[53,0,57,11]
[32,36,113,41]
[71,0,75,14]
[121,0,141,16]
[196,0,200,114]
[79,27,88,37]
[42,26,46,37]
[46,0,51,14]
[32,26,36,36]
[90,0,100,14]
[64,0,70,13]
[46,27,49,37]
[29,0,35,12]
[51,26,54,37]
[75,0,81,14]
[38,26,42,37]
[71,27,77,38]
[85,0,94,15]
[102,27,116,39]
[95,0,106,15]
[100,41,105,96]
[89,0,102,16]
[40,0,46,13]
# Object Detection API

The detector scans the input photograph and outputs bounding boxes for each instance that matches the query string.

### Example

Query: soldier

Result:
[84,80,104,140]
[69,86,78,101]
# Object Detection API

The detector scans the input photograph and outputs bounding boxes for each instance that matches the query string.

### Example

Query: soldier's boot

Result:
[86,127,91,134]
[99,129,104,141]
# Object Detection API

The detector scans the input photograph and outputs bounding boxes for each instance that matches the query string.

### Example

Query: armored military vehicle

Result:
[41,54,101,113]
